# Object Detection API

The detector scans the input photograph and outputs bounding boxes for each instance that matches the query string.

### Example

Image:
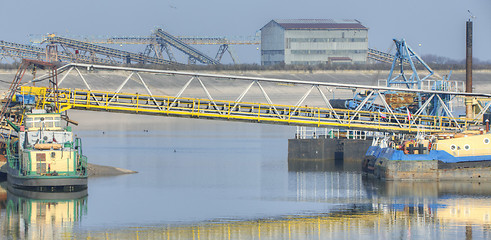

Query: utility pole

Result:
[465,12,474,119]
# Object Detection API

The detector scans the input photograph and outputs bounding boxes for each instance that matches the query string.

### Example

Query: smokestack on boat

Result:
[465,20,473,119]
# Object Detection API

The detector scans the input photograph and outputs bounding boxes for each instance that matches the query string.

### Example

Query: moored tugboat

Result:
[6,110,87,191]
[362,131,491,181]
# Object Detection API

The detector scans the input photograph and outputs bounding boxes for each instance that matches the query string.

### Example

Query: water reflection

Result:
[363,178,491,239]
[289,171,368,202]
[288,158,361,172]
[1,169,487,239]
[63,171,491,239]
[0,183,87,239]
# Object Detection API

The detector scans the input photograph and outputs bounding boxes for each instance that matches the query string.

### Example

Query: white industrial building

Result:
[260,19,368,66]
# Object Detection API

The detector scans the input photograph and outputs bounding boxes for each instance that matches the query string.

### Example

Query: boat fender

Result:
[34,143,62,150]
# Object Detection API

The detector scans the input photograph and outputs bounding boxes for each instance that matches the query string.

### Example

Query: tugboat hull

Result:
[364,146,491,181]
[7,184,88,199]
[7,174,87,190]
[7,159,87,191]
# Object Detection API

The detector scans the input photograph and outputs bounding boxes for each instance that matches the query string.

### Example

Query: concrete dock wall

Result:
[288,138,371,171]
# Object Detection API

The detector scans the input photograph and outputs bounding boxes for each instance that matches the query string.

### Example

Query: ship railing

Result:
[5,137,22,174]
[295,127,340,139]
[77,155,88,176]
[75,137,88,176]
[377,79,465,93]
[7,155,19,170]
[295,126,383,140]
[347,130,367,140]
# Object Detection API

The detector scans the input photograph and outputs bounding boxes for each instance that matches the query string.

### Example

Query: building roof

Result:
[272,19,367,30]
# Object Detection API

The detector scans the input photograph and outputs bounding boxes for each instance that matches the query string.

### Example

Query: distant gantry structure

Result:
[1,27,400,65]
[0,40,114,64]
[0,29,258,65]
[51,34,260,64]
[31,29,258,65]
[154,28,219,64]
[44,35,176,65]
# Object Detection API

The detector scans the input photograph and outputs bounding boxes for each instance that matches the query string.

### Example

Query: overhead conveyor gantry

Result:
[0,40,46,60]
[0,40,116,65]
[45,36,179,65]
[16,63,491,134]
[11,32,402,65]
[154,29,219,65]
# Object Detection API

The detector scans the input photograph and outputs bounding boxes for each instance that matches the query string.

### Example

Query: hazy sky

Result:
[1,0,490,63]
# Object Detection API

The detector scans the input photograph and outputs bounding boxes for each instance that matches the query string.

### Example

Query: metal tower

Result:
[386,39,434,89]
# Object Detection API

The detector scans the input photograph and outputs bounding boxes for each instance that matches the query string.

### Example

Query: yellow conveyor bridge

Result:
[14,63,491,134]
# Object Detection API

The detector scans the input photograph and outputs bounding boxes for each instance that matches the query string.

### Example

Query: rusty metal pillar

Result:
[46,44,58,62]
[465,20,473,119]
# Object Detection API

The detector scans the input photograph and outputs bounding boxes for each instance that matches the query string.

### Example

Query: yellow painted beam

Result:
[20,86,470,133]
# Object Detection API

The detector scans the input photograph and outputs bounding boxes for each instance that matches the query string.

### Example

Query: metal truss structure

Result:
[154,29,219,65]
[331,39,459,120]
[95,34,244,64]
[88,35,253,63]
[18,63,491,134]
[367,48,396,64]
[48,35,393,65]
[0,40,118,65]
[367,48,410,65]
[32,35,260,46]
[0,59,60,129]
[30,34,258,64]
[13,31,401,65]
[71,36,392,65]
[383,39,456,117]
[0,41,46,61]
[387,39,433,89]
[44,36,179,65]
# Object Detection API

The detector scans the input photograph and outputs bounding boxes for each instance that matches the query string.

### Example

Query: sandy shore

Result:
[86,163,137,177]
[0,162,137,178]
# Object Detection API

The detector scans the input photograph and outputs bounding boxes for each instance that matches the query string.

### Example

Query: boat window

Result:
[484,138,490,144]
[26,117,33,128]
[464,144,470,150]
[34,117,41,128]
[450,144,457,151]
[54,117,61,127]
[44,117,53,128]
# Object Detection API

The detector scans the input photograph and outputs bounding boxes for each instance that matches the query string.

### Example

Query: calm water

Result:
[0,117,490,239]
